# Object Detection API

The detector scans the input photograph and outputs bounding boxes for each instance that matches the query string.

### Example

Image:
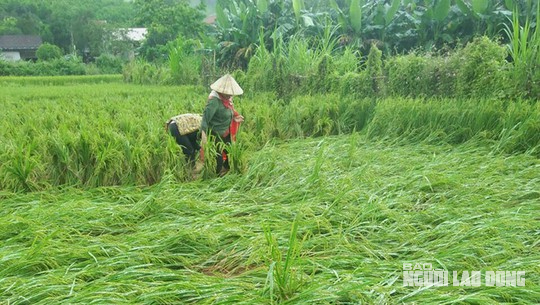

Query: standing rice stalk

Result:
[264,214,304,303]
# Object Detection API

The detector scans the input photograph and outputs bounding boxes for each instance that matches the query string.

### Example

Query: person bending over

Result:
[166,113,202,168]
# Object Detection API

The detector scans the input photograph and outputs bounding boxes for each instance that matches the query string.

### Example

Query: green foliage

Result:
[503,5,540,99]
[0,0,136,56]
[1,134,539,303]
[135,0,206,61]
[366,44,384,96]
[264,215,304,302]
[95,54,124,74]
[45,57,87,75]
[0,16,21,35]
[337,71,372,99]
[385,53,428,98]
[0,75,122,86]
[168,37,203,86]
[122,59,171,85]
[243,31,341,99]
[454,36,509,99]
[333,47,359,75]
[36,43,63,61]
[214,0,299,69]
[0,56,87,76]
[1,78,540,194]
[384,37,522,99]
[212,0,539,64]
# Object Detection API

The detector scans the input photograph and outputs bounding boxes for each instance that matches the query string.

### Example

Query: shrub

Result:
[168,38,203,86]
[244,45,274,94]
[36,43,63,61]
[34,57,86,76]
[385,53,428,98]
[337,72,372,99]
[0,59,14,76]
[95,54,124,74]
[423,55,459,98]
[454,36,510,99]
[333,47,359,75]
[123,59,171,85]
[366,44,385,96]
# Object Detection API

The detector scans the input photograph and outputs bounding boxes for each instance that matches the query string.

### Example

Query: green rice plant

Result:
[493,100,540,157]
[307,141,326,186]
[1,134,539,303]
[264,214,305,303]
[226,140,247,175]
[0,75,122,86]
[1,76,540,193]
[47,133,75,186]
[365,97,516,146]
[200,134,219,179]
[3,143,40,192]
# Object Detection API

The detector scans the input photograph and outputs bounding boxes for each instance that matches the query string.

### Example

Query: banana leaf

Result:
[433,0,451,22]
[455,0,473,16]
[216,1,231,28]
[292,0,304,21]
[256,0,268,14]
[350,0,362,33]
[471,0,489,15]
[385,0,401,25]
[504,0,514,10]
[329,0,348,31]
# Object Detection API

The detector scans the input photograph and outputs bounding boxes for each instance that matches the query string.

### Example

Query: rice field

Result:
[1,78,539,304]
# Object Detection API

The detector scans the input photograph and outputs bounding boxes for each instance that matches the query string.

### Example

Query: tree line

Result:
[0,0,206,61]
[1,0,538,72]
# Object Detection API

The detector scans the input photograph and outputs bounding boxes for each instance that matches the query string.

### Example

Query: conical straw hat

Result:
[210,74,243,96]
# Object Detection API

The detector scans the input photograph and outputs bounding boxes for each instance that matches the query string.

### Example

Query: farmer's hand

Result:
[233,114,244,123]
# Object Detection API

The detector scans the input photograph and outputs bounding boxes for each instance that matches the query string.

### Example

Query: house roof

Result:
[113,28,147,42]
[0,35,42,50]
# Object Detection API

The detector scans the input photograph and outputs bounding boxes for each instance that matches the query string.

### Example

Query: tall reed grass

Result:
[503,4,540,99]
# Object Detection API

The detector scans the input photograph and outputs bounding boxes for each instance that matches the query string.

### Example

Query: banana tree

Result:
[327,0,364,47]
[213,0,329,69]
[214,0,262,68]
[454,0,512,36]
[395,0,454,51]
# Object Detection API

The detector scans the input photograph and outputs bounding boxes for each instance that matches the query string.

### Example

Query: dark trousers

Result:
[214,133,231,174]
[168,122,200,164]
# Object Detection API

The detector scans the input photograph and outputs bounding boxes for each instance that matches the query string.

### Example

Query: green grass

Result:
[1,136,539,304]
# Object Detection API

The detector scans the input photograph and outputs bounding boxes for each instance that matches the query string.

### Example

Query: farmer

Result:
[200,74,244,176]
[166,113,202,169]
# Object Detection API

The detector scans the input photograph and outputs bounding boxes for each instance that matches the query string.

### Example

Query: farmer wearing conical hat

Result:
[200,74,244,176]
